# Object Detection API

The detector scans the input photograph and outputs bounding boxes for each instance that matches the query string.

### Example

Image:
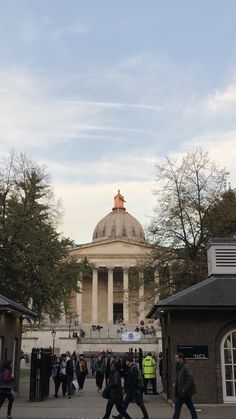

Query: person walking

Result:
[113,357,149,419]
[172,353,198,419]
[105,355,113,386]
[158,352,163,385]
[142,352,158,395]
[52,355,61,398]
[0,360,14,419]
[95,355,105,392]
[90,355,95,377]
[59,354,68,396]
[65,351,74,399]
[102,360,132,419]
[76,354,88,392]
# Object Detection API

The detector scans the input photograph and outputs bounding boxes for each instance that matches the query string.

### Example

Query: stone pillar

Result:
[123,268,129,323]
[92,269,98,323]
[76,274,82,323]
[139,271,145,323]
[107,268,113,323]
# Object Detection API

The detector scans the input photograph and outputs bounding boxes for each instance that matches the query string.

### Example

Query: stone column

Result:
[76,274,83,323]
[139,271,145,323]
[92,269,98,323]
[107,268,113,323]
[123,268,129,323]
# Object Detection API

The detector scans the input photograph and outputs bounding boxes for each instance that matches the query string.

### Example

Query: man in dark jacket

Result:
[172,353,198,419]
[102,360,132,419]
[113,357,149,419]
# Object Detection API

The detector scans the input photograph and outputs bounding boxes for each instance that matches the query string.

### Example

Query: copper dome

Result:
[92,191,145,242]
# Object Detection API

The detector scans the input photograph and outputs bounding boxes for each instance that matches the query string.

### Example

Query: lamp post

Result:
[51,329,56,355]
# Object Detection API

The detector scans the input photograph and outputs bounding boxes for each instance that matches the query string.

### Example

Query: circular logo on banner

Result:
[128,332,134,341]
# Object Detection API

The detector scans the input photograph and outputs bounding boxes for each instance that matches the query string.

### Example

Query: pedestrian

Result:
[102,360,132,419]
[52,355,61,398]
[65,351,74,399]
[113,357,149,419]
[0,360,14,419]
[172,353,198,419]
[158,352,163,385]
[90,355,95,377]
[105,355,113,386]
[76,354,88,392]
[142,352,158,395]
[95,355,105,392]
[59,354,68,396]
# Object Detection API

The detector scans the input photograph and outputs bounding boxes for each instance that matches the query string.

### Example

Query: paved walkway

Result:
[3,374,236,419]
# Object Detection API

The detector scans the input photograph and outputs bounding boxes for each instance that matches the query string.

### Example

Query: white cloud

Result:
[206,83,236,112]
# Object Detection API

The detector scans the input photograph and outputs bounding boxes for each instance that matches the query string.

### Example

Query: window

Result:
[221,330,236,402]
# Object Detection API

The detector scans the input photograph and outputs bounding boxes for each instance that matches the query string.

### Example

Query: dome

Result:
[92,191,145,242]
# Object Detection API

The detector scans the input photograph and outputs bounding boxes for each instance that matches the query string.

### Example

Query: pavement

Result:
[3,370,236,419]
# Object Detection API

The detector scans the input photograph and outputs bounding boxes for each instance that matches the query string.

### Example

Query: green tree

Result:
[149,148,234,295]
[0,152,91,321]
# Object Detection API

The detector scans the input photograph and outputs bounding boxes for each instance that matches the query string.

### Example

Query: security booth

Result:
[147,238,236,404]
[0,294,36,392]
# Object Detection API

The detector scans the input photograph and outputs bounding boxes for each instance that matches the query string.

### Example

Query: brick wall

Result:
[161,309,236,403]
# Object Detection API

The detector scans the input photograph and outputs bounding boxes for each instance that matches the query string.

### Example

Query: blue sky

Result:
[1,0,236,243]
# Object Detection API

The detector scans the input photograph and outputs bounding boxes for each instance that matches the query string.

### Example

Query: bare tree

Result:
[148,148,230,294]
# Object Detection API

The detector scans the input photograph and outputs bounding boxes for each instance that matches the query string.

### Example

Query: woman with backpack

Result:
[0,360,14,419]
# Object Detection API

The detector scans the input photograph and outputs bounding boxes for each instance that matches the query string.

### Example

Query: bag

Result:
[101,386,110,399]
[72,379,79,390]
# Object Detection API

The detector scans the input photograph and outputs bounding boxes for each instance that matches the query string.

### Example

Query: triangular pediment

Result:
[69,238,149,266]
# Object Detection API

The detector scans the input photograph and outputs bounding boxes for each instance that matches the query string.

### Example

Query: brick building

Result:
[148,238,236,404]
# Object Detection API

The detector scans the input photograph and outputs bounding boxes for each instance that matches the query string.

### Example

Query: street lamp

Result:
[51,329,56,355]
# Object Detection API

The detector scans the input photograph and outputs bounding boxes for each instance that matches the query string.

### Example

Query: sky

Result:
[1,0,236,243]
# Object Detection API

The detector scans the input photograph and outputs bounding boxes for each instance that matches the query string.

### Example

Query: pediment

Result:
[69,238,148,259]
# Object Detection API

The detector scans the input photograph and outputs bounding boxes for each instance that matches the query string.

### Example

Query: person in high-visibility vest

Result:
[142,352,158,395]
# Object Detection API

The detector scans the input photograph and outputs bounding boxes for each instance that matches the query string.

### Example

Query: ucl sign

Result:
[177,345,208,359]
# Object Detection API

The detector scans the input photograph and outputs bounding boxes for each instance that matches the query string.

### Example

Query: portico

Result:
[78,264,145,324]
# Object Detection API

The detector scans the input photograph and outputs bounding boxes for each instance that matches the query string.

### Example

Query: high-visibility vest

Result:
[142,356,157,378]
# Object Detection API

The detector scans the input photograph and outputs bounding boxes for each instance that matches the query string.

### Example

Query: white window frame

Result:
[221,329,236,403]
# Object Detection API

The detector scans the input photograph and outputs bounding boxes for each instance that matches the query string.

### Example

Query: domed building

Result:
[22,191,159,354]
[69,191,150,325]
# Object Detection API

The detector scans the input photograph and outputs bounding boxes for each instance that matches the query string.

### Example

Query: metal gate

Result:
[29,348,52,401]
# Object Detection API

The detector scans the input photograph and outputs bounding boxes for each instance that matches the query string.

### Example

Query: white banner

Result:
[121,331,141,342]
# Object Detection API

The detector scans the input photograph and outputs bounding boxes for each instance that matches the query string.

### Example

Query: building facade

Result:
[22,191,160,355]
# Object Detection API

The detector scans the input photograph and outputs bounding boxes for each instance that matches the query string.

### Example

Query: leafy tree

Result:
[0,152,91,321]
[148,148,235,295]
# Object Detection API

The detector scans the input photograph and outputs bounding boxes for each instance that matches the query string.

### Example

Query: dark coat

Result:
[175,363,197,400]
[126,364,143,403]
[66,358,74,379]
[107,369,123,403]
